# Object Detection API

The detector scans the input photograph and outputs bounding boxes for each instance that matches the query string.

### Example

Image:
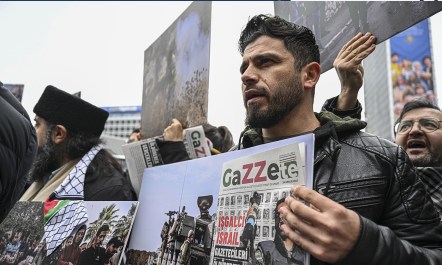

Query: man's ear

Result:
[303,62,321,90]
[51,125,68,144]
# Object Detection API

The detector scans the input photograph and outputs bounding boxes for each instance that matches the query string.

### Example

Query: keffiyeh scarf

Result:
[50,144,103,200]
[43,200,88,256]
[417,167,442,219]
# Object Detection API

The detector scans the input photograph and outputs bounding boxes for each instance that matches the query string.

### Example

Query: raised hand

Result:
[334,32,376,110]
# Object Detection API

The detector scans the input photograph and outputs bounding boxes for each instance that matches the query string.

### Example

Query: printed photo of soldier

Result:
[220,197,224,207]
[231,195,236,206]
[230,210,235,217]
[239,191,261,263]
[259,193,264,204]
[225,196,230,207]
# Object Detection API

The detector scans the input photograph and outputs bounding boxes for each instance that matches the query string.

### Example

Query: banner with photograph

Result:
[0,202,44,265]
[0,201,138,265]
[390,19,436,121]
[126,134,314,265]
[141,1,212,138]
[213,142,311,265]
[274,1,442,72]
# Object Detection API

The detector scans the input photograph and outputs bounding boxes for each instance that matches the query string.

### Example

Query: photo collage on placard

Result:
[217,188,292,248]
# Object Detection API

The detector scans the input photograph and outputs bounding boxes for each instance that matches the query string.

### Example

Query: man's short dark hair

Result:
[238,14,320,71]
[51,121,102,160]
[96,224,110,236]
[396,100,441,123]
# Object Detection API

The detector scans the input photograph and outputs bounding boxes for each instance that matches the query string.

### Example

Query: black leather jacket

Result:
[236,112,442,265]
[322,95,442,219]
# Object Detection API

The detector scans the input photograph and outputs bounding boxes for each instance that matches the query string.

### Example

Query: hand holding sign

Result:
[278,185,360,264]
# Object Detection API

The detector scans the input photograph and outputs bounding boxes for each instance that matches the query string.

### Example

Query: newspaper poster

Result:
[122,125,211,195]
[126,133,314,265]
[212,142,311,265]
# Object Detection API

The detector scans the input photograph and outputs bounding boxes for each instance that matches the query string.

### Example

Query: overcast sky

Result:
[0,2,441,141]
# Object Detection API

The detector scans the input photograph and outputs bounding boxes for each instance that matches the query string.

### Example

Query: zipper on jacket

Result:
[317,177,386,195]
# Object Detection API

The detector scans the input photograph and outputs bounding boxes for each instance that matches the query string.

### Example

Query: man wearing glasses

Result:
[394,101,442,168]
[323,34,442,217]
[393,101,442,217]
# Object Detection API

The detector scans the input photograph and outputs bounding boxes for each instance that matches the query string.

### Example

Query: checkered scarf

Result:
[50,144,103,200]
[417,167,442,219]
[43,200,88,256]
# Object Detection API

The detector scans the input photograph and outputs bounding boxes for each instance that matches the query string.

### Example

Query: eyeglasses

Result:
[394,118,442,134]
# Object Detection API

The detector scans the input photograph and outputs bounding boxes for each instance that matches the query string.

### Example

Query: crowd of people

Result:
[391,52,435,120]
[0,224,125,265]
[0,12,442,265]
[0,231,42,265]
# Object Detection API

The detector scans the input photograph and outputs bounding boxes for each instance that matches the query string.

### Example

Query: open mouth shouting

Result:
[406,139,428,154]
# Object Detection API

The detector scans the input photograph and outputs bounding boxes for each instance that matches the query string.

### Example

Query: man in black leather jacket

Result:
[0,81,37,223]
[236,14,442,265]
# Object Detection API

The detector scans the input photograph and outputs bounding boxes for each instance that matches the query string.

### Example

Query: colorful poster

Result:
[126,134,314,265]
[141,2,211,138]
[0,201,138,265]
[390,19,436,121]
[213,142,311,265]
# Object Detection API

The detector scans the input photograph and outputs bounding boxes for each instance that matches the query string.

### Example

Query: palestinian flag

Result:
[43,199,88,256]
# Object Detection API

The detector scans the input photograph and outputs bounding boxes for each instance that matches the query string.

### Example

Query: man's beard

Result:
[410,150,442,167]
[245,74,303,128]
[28,138,59,182]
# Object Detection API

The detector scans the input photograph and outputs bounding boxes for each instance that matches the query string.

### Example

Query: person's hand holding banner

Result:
[163,118,185,142]
[279,185,361,264]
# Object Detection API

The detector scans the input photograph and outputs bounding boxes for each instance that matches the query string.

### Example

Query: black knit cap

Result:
[33,85,109,137]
